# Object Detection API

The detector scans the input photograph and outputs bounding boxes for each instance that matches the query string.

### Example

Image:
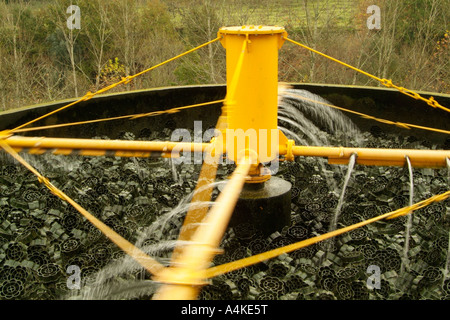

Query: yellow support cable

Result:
[9,37,222,133]
[284,37,450,114]
[11,99,225,134]
[0,140,166,277]
[202,190,450,279]
[283,91,450,135]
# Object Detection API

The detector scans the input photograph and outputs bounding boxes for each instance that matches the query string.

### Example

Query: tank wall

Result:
[0,84,448,146]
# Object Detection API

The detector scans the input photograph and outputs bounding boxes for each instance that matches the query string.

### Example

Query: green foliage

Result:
[172,2,225,85]
[100,57,126,86]
[396,0,450,46]
[0,0,448,110]
[174,52,210,85]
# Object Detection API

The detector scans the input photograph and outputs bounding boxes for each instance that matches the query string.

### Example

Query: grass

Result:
[165,0,359,30]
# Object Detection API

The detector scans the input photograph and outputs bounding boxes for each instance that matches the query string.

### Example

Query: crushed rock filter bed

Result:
[0,127,449,300]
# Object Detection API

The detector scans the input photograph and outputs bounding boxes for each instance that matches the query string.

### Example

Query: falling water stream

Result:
[280,89,363,146]
[401,156,414,274]
[143,180,226,240]
[329,153,357,233]
[170,158,180,185]
[278,89,363,194]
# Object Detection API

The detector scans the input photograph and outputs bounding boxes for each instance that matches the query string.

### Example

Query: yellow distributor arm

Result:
[153,155,253,300]
[284,144,450,168]
[171,113,227,260]
[2,136,208,158]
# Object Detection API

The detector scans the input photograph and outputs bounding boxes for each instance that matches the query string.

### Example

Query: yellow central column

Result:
[218,26,288,168]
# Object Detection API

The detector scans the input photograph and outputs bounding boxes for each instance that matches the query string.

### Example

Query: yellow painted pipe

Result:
[290,145,450,168]
[5,136,449,168]
[218,26,288,164]
[153,156,252,300]
[2,136,208,157]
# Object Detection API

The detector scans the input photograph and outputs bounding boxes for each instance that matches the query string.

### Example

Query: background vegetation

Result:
[0,0,448,110]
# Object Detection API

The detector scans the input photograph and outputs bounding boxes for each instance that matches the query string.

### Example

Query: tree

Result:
[78,0,113,91]
[0,0,448,111]
[173,0,227,84]
[396,0,450,92]
[46,0,83,98]
[107,0,182,90]
[0,0,51,109]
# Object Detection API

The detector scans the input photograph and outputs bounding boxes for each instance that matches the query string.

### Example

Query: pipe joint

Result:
[0,131,12,140]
